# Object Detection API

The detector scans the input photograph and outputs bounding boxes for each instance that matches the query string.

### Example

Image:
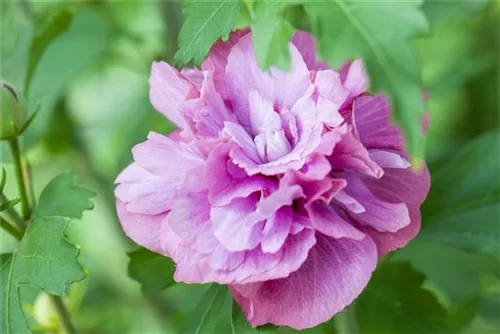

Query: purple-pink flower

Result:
[115,30,430,329]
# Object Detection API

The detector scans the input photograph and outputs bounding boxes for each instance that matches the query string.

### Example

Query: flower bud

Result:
[1,82,28,140]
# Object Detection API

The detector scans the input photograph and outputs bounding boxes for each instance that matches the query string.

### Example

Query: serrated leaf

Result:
[231,301,277,334]
[421,131,500,256]
[34,171,95,219]
[127,248,175,293]
[25,9,74,94]
[251,1,294,71]
[0,253,30,334]
[304,1,429,160]
[17,216,86,295]
[183,284,229,334]
[356,262,448,333]
[175,0,240,66]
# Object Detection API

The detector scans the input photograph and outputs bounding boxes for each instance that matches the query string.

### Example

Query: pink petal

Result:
[339,60,369,103]
[249,91,281,135]
[116,199,166,253]
[369,150,410,169]
[211,194,265,252]
[307,201,365,240]
[223,122,261,163]
[352,95,405,151]
[149,62,198,128]
[206,144,276,207]
[329,132,384,178]
[361,164,430,205]
[230,233,377,330]
[344,176,410,233]
[291,31,328,70]
[261,207,293,253]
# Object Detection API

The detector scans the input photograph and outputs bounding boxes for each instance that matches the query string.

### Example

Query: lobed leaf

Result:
[34,170,95,219]
[251,1,294,71]
[175,0,240,66]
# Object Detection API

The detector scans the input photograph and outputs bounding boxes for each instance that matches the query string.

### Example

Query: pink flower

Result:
[115,30,430,329]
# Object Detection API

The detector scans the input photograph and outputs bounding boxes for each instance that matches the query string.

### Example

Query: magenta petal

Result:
[206,144,276,206]
[352,95,405,151]
[211,194,265,252]
[230,233,377,330]
[329,132,384,178]
[307,201,365,240]
[261,207,293,253]
[291,31,328,70]
[344,176,410,233]
[149,62,198,128]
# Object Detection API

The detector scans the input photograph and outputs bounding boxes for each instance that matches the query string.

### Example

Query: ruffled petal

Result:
[230,233,377,330]
[149,62,198,128]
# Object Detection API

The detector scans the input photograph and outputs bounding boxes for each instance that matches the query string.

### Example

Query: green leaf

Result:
[17,216,86,295]
[356,262,448,333]
[251,1,294,71]
[304,1,429,161]
[231,300,277,334]
[127,248,175,293]
[24,9,74,94]
[0,167,6,192]
[0,198,20,212]
[183,284,230,334]
[421,131,500,256]
[34,170,95,219]
[175,0,240,66]
[0,253,30,334]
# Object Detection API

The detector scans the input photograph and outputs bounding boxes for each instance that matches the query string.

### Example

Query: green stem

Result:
[0,216,22,241]
[1,193,26,231]
[8,137,79,334]
[8,139,31,220]
[49,295,78,334]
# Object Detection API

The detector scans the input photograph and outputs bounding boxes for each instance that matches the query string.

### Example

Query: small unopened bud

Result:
[1,81,28,140]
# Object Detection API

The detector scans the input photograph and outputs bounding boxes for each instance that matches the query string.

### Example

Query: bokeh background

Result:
[1,0,499,333]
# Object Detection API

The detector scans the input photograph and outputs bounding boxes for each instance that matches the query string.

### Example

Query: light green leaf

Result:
[356,262,448,333]
[0,253,30,334]
[183,284,229,334]
[17,216,86,295]
[127,248,175,293]
[231,300,277,334]
[421,131,500,256]
[251,1,294,71]
[34,171,95,219]
[304,1,429,161]
[175,0,240,66]
[24,9,74,94]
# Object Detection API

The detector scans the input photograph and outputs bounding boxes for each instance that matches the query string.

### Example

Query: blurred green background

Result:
[1,0,499,333]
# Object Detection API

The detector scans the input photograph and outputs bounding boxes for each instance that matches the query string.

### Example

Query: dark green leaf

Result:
[183,284,230,334]
[479,293,500,328]
[34,170,95,219]
[304,1,429,161]
[17,216,86,295]
[24,9,74,94]
[0,253,30,334]
[421,131,500,256]
[447,297,481,333]
[127,248,175,293]
[251,1,294,71]
[0,167,6,192]
[175,0,240,66]
[231,300,278,334]
[356,262,448,333]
